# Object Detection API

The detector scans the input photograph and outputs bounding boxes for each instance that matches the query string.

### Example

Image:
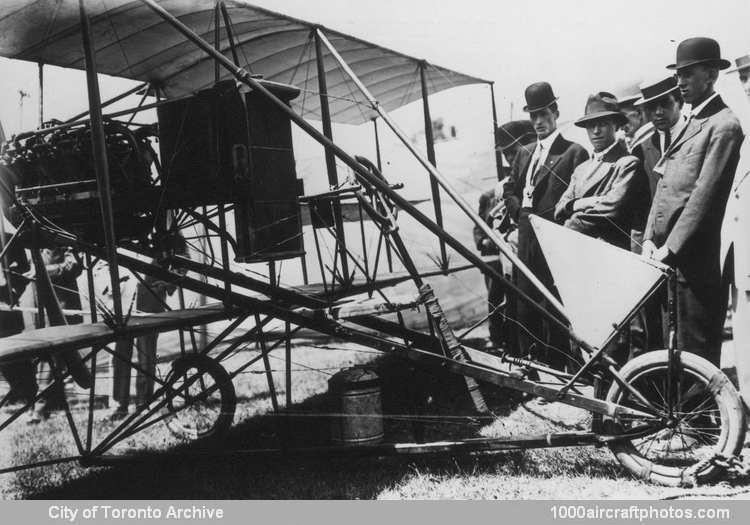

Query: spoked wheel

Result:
[162,354,236,442]
[604,350,746,486]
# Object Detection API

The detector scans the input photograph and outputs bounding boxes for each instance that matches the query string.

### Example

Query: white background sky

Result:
[3,0,750,129]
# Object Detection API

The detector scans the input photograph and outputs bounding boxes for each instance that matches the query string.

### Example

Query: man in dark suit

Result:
[631,76,687,243]
[643,37,745,366]
[475,120,534,348]
[629,76,687,354]
[503,82,589,368]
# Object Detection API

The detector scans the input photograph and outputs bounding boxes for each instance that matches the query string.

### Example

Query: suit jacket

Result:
[630,133,664,252]
[503,134,589,223]
[554,141,647,249]
[474,185,503,256]
[645,95,744,285]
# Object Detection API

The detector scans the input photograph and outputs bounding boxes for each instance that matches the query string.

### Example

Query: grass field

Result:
[1,331,749,500]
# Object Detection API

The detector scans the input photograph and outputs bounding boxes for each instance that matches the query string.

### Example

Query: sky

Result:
[3,0,750,129]
[246,0,750,124]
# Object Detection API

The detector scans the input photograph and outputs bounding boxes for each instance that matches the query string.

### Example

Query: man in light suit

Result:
[643,37,744,366]
[614,81,653,153]
[475,120,535,349]
[555,92,646,251]
[723,52,750,411]
[503,82,589,368]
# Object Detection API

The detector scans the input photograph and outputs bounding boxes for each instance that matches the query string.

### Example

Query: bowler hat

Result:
[726,53,750,74]
[522,82,558,112]
[496,120,535,150]
[667,37,731,70]
[634,76,679,106]
[574,92,628,128]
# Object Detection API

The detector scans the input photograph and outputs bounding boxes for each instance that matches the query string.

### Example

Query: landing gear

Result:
[604,350,746,486]
[163,355,237,442]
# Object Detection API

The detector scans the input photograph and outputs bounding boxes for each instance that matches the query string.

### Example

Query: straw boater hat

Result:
[667,37,731,70]
[634,76,680,106]
[522,82,558,112]
[574,92,628,127]
[496,120,535,151]
[613,81,642,107]
[726,53,750,74]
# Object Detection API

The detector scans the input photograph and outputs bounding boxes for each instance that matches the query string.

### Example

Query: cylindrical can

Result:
[328,367,384,445]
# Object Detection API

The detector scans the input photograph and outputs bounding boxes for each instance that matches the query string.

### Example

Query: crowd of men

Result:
[476,37,750,408]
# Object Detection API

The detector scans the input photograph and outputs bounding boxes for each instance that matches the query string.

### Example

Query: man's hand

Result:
[653,245,671,263]
[641,240,656,259]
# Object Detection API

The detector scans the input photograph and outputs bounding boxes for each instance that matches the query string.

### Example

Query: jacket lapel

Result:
[661,96,726,157]
[515,143,536,189]
[666,118,704,154]
[533,134,564,187]
[579,161,612,196]
[578,142,627,196]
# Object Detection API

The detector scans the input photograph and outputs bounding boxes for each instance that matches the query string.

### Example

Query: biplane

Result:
[0,0,746,488]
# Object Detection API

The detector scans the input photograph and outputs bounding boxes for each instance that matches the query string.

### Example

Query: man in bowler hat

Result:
[475,120,535,348]
[503,82,589,369]
[643,37,744,366]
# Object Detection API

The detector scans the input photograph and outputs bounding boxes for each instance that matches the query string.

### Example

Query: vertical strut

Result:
[314,28,349,282]
[419,61,447,270]
[79,0,123,325]
[255,314,280,413]
[489,82,503,180]
[285,321,292,408]
[37,62,44,126]
[372,117,394,273]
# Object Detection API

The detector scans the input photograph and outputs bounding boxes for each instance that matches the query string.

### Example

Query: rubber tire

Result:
[164,354,236,442]
[604,350,746,486]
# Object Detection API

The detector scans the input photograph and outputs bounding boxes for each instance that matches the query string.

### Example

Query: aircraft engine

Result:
[1,120,158,243]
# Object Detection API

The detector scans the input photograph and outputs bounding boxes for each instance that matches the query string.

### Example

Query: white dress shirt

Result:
[688,91,719,118]
[591,138,621,163]
[521,129,559,208]
[657,114,688,155]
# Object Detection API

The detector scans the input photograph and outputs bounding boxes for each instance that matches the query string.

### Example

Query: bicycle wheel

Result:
[163,354,236,442]
[604,350,745,486]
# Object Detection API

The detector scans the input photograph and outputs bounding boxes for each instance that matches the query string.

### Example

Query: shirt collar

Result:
[592,139,620,162]
[536,129,560,152]
[657,114,687,138]
[689,92,719,118]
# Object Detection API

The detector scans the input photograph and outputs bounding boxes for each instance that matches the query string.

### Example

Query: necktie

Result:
[663,130,671,153]
[530,145,543,183]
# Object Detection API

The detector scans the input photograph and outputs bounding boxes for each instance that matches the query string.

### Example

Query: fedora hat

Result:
[522,82,558,112]
[574,92,628,128]
[634,75,679,106]
[726,53,750,74]
[496,120,535,150]
[667,37,731,70]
